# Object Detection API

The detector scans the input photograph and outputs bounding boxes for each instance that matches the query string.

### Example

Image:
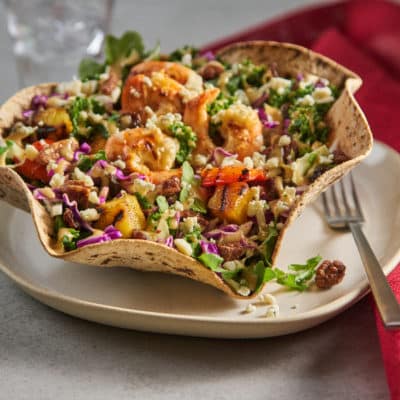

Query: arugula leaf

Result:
[78,58,105,81]
[105,31,144,66]
[134,192,152,209]
[156,195,169,212]
[90,98,106,115]
[168,121,197,164]
[262,225,278,266]
[62,229,80,251]
[68,97,90,135]
[179,161,194,202]
[198,253,224,271]
[190,198,207,214]
[77,150,107,172]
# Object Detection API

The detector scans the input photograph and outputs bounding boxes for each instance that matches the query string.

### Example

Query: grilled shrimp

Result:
[183,87,220,164]
[121,61,203,121]
[214,103,263,160]
[105,128,179,174]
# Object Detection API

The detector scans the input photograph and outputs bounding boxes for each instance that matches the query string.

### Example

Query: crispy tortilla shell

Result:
[0,41,373,298]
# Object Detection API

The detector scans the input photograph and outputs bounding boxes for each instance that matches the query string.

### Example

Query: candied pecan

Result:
[63,208,79,229]
[315,260,346,289]
[217,242,246,261]
[59,180,90,209]
[333,149,349,164]
[160,176,181,197]
[99,67,120,95]
[260,179,280,201]
[198,61,225,80]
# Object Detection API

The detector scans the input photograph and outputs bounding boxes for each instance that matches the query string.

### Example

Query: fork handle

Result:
[349,222,400,329]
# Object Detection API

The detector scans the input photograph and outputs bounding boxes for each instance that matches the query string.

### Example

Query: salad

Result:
[0,32,348,297]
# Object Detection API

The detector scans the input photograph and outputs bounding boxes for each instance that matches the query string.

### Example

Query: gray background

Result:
[0,1,390,399]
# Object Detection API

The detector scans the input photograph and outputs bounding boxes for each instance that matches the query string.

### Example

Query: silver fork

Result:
[322,172,400,329]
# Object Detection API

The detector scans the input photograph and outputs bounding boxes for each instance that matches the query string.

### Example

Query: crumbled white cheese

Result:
[264,77,292,95]
[265,157,279,169]
[312,87,334,104]
[174,238,193,256]
[243,156,254,169]
[249,186,261,201]
[281,186,296,206]
[173,201,184,211]
[237,286,251,297]
[180,216,199,234]
[220,155,241,167]
[81,80,98,96]
[235,89,250,105]
[49,173,65,188]
[296,94,315,106]
[113,159,126,169]
[88,191,100,205]
[193,154,208,167]
[80,208,100,222]
[244,304,256,314]
[181,53,192,66]
[57,79,82,96]
[132,178,155,196]
[252,152,266,168]
[258,293,277,305]
[73,167,94,187]
[49,203,63,217]
[25,144,39,161]
[247,199,267,217]
[264,304,280,318]
[111,87,121,103]
[59,138,76,161]
[278,135,291,147]
[223,260,244,271]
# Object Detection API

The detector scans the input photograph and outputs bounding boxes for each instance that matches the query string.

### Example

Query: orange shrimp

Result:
[105,128,179,174]
[183,87,220,164]
[121,72,184,121]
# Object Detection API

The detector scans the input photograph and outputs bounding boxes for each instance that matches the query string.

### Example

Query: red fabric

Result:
[203,1,400,397]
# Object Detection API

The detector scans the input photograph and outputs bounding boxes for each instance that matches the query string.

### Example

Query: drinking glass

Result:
[4,0,114,87]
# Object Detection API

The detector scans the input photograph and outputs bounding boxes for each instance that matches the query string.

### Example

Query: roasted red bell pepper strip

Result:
[201,166,267,187]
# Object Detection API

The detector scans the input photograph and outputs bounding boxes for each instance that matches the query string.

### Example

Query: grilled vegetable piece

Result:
[95,193,146,238]
[16,139,53,183]
[34,107,73,140]
[201,166,267,187]
[208,182,253,224]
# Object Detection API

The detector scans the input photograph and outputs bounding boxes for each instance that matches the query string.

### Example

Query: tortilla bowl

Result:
[0,41,373,298]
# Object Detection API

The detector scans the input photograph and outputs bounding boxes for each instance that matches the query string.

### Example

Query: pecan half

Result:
[315,260,346,289]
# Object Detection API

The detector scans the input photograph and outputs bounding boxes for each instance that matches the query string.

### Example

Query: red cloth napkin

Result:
[203,0,400,397]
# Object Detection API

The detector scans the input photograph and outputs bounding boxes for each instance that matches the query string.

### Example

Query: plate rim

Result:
[1,140,399,332]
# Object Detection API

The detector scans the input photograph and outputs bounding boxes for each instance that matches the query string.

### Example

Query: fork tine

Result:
[350,172,364,220]
[331,184,341,216]
[322,191,331,217]
[340,179,351,214]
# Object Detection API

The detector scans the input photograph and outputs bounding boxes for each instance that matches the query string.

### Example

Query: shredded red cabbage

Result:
[258,108,279,129]
[31,95,48,109]
[22,109,34,119]
[62,193,93,232]
[201,51,215,61]
[200,240,219,255]
[251,92,268,109]
[296,73,303,81]
[77,225,122,248]
[164,236,174,247]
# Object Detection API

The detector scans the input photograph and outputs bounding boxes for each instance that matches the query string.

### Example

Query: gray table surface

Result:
[0,1,390,399]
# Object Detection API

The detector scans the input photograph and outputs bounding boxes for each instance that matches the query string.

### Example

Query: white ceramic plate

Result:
[1,141,399,338]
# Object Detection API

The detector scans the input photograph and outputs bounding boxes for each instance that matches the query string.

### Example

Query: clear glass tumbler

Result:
[4,0,114,88]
